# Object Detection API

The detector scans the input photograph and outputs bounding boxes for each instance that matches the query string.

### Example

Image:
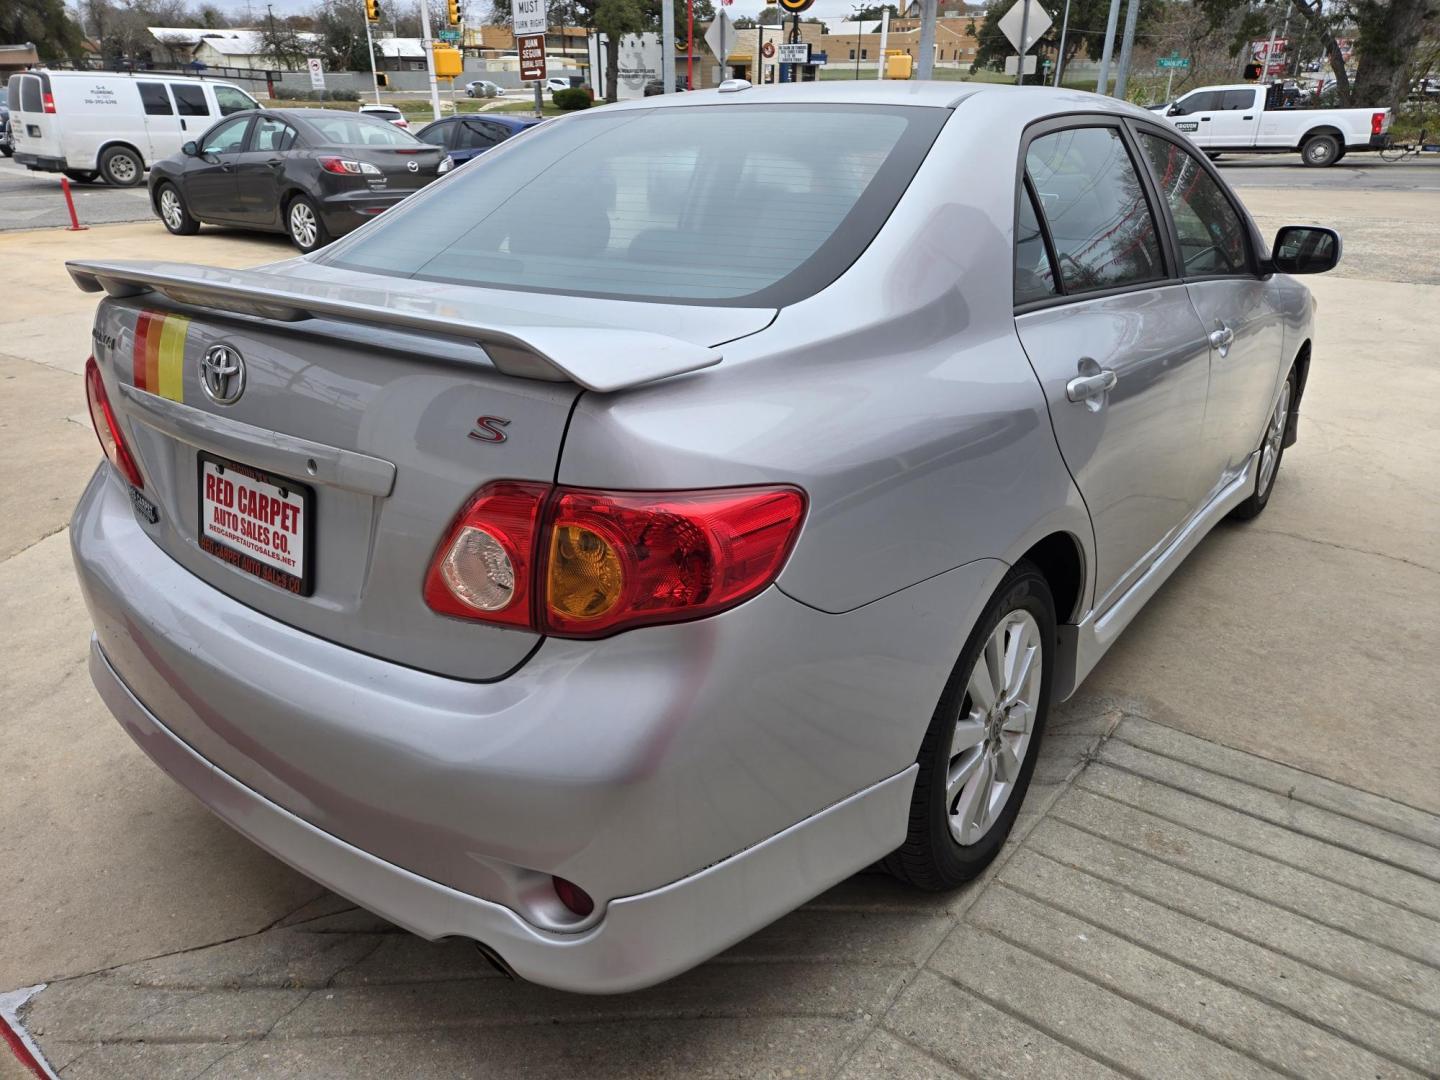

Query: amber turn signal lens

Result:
[547,523,624,620]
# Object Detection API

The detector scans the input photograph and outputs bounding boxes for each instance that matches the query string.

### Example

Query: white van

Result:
[7,70,258,186]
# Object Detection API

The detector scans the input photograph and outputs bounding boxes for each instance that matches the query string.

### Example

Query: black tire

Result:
[99,145,144,186]
[156,182,200,236]
[1230,366,1297,521]
[0,145,12,159]
[63,169,100,184]
[285,193,332,253]
[884,562,1056,890]
[1301,134,1340,167]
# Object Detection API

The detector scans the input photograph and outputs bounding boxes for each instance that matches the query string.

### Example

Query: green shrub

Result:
[552,87,592,110]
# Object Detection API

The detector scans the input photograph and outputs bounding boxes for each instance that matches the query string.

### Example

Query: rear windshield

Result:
[319,104,946,306]
[303,114,418,145]
[18,76,42,114]
[364,107,403,118]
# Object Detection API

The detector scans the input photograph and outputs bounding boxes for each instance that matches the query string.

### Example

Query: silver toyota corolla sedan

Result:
[69,81,1339,993]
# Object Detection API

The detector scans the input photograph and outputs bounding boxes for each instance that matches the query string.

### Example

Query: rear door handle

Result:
[1242,114,1254,119]
[1209,323,1235,356]
[1066,369,1118,403]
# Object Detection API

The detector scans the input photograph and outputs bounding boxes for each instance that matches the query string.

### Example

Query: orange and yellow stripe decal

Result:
[132,310,190,402]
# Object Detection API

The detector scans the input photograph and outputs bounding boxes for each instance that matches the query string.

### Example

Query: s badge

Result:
[468,416,511,444]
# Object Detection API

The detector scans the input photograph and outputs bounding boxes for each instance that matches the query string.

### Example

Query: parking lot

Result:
[2,151,1437,1079]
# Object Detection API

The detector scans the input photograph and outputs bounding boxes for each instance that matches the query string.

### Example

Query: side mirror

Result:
[1167,104,1183,116]
[182,140,198,157]
[1270,226,1342,274]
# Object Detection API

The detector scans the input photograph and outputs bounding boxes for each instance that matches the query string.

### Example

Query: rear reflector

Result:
[84,356,144,489]
[552,876,594,918]
[424,483,806,638]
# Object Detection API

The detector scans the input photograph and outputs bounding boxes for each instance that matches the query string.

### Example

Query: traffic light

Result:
[1242,62,1262,80]
[364,0,379,22]
[447,0,460,25]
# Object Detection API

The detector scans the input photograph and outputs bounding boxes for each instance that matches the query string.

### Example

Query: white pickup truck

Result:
[1157,83,1393,167]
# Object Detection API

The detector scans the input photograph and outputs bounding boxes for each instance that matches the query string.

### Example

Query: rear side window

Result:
[19,76,42,113]
[171,84,210,117]
[1221,90,1255,110]
[1025,126,1166,296]
[215,85,256,116]
[320,104,946,306]
[138,82,172,115]
[251,116,298,152]
[455,120,501,149]
[1178,91,1222,114]
[1015,181,1058,304]
[1138,132,1251,277]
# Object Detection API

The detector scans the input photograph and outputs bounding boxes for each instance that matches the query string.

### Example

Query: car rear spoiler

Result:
[66,260,722,393]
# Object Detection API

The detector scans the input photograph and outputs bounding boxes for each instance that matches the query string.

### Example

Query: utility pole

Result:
[876,6,889,79]
[1094,0,1120,93]
[662,0,675,92]
[1014,0,1030,85]
[916,0,937,79]
[1052,0,1071,87]
[1112,0,1140,99]
[418,0,442,121]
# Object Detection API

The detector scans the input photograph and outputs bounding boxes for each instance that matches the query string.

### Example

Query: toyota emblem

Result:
[407,160,419,172]
[199,344,246,405]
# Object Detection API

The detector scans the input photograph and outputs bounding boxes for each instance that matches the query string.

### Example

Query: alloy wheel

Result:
[1258,380,1291,495]
[289,202,318,249]
[160,188,183,231]
[946,609,1044,845]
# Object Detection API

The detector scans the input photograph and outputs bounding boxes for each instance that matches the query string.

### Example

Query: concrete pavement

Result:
[2,176,1437,1077]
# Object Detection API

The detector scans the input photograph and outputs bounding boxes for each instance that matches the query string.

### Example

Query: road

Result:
[0,156,153,231]
[4,141,1439,233]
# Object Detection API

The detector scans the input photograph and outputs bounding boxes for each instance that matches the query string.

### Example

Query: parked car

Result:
[147,108,442,251]
[464,79,504,98]
[6,69,257,186]
[1161,82,1392,165]
[70,82,1338,994]
[415,113,542,171]
[643,76,692,95]
[545,77,572,93]
[358,103,409,129]
[0,102,11,158]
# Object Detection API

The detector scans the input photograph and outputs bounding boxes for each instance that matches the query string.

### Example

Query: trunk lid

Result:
[322,142,443,191]
[81,260,773,679]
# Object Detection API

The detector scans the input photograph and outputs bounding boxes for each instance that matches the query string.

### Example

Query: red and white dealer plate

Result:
[197,452,314,596]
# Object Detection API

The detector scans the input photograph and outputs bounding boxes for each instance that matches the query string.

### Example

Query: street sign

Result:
[703,10,735,61]
[306,57,325,89]
[777,42,811,64]
[439,29,460,42]
[997,0,1051,55]
[512,0,546,38]
[810,50,827,65]
[518,33,547,81]
[1157,53,1190,69]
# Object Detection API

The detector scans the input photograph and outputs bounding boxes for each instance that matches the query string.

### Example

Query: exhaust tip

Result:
[473,941,517,981]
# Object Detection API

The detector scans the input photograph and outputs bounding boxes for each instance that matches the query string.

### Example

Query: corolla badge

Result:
[199,344,246,405]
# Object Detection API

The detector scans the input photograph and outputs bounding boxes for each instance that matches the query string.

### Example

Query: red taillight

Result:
[42,92,56,114]
[318,157,379,175]
[423,483,806,638]
[84,356,144,489]
[1371,111,1386,135]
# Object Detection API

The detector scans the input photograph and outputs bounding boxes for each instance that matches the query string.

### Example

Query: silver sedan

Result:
[69,81,1338,993]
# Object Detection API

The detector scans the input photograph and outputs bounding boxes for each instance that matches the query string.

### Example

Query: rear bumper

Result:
[72,464,993,989]
[15,152,65,172]
[1366,132,1392,149]
[90,639,914,993]
[317,188,422,234]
